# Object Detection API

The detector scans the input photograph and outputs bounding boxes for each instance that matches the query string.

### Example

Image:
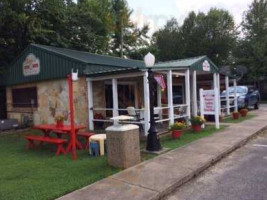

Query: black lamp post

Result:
[144,53,162,152]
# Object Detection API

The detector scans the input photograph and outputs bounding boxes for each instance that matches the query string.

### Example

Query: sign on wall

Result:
[23,54,40,76]
[202,60,210,72]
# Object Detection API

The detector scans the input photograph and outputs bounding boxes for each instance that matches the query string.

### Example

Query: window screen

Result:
[12,87,38,108]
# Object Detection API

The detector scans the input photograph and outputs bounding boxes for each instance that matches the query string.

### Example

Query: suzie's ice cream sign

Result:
[23,54,40,76]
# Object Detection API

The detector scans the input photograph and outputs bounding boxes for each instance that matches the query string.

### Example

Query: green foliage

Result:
[109,0,150,57]
[153,9,238,65]
[235,0,267,82]
[169,122,186,131]
[0,0,149,72]
[190,116,206,125]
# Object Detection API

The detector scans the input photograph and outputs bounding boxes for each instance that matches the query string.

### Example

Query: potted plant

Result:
[55,114,65,128]
[233,111,239,119]
[170,122,186,139]
[94,113,105,129]
[240,108,248,117]
[190,116,206,132]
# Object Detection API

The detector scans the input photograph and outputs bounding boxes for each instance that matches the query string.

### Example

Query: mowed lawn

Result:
[0,131,120,200]
[0,125,227,200]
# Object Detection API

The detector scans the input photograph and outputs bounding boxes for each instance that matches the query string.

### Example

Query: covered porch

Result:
[85,56,238,136]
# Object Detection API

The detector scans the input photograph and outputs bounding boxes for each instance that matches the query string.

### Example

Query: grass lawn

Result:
[1,125,226,200]
[141,125,227,160]
[0,131,120,200]
[223,113,256,123]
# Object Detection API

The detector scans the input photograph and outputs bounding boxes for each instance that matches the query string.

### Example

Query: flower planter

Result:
[233,112,239,120]
[192,124,202,132]
[172,130,183,139]
[56,121,64,128]
[240,110,248,117]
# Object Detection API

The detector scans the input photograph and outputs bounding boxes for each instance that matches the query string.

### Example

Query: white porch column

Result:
[167,70,174,125]
[193,70,197,116]
[157,83,162,120]
[216,73,221,115]
[143,72,150,136]
[225,76,230,115]
[87,79,94,130]
[234,79,238,112]
[185,69,191,119]
[213,73,220,129]
[112,79,119,121]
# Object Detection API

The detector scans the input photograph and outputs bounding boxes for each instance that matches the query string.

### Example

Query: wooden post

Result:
[143,72,150,136]
[167,70,174,125]
[87,78,94,130]
[68,74,77,160]
[185,69,191,119]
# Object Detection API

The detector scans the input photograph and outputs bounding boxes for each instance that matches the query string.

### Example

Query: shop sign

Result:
[202,60,210,72]
[23,54,40,76]
[201,89,215,114]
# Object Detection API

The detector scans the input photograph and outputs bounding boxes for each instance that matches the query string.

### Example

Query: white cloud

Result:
[128,0,253,35]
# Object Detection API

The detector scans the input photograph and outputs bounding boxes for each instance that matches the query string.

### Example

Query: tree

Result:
[153,9,238,65]
[238,0,267,83]
[152,18,183,61]
[0,0,115,72]
[0,0,40,70]
[109,0,149,57]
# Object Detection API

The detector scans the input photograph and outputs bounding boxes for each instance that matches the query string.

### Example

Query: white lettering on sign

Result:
[202,89,215,114]
[202,60,210,72]
[23,54,40,76]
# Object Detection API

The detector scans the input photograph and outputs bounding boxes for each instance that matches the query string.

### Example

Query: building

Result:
[0,44,237,135]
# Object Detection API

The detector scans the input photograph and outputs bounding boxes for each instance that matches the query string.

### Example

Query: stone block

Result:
[106,124,141,169]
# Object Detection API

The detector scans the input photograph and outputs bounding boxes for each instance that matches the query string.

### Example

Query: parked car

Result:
[220,86,260,110]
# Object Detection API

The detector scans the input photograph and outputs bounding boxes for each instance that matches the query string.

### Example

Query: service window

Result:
[12,87,38,108]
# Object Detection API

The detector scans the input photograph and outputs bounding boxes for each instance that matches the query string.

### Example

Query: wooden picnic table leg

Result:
[26,139,35,151]
[56,144,66,156]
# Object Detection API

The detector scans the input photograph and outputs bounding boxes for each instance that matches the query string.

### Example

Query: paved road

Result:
[165,131,267,200]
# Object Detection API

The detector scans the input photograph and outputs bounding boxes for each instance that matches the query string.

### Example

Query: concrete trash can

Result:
[105,124,141,169]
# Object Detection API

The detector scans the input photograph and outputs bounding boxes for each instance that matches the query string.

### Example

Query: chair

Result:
[154,107,161,121]
[127,107,138,121]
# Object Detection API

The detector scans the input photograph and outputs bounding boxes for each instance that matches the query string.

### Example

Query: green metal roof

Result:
[2,44,145,86]
[154,55,219,73]
[1,44,219,86]
[32,44,145,68]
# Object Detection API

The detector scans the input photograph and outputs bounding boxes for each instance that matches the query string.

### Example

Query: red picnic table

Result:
[33,124,86,153]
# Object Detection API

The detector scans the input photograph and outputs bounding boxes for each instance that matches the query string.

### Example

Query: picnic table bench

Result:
[25,135,67,156]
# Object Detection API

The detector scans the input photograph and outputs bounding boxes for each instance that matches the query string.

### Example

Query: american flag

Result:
[154,74,166,90]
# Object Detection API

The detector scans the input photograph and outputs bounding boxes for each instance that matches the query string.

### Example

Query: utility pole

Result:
[120,17,124,58]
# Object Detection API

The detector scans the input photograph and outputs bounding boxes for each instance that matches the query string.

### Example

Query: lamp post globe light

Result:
[144,52,162,152]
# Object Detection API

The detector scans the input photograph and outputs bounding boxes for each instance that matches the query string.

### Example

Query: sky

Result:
[127,0,253,35]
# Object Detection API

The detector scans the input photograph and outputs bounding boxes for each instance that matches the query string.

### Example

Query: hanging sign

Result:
[23,54,40,76]
[202,60,210,72]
